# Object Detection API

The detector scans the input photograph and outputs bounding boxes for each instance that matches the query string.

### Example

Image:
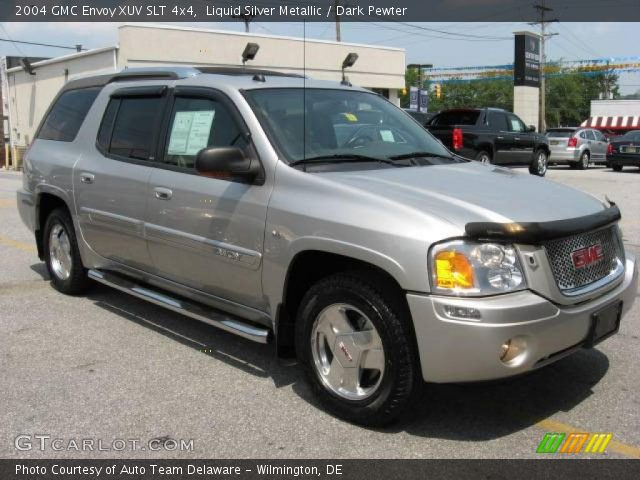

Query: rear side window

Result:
[487,112,508,131]
[98,96,164,161]
[37,87,100,142]
[431,111,480,126]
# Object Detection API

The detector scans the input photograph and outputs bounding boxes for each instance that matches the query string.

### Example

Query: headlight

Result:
[429,240,526,296]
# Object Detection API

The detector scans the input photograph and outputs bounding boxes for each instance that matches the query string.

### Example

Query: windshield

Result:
[244,88,452,164]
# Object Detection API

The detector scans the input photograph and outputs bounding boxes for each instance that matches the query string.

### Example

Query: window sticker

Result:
[167,110,216,155]
[380,129,395,142]
[342,113,358,122]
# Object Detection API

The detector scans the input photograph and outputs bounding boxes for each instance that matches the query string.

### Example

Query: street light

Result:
[407,63,433,112]
[242,42,260,66]
[341,52,358,85]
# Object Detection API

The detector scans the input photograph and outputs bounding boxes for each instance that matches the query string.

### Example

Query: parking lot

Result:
[1,165,639,459]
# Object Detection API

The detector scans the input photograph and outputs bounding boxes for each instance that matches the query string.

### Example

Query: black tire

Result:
[295,273,420,426]
[577,151,590,170]
[529,149,548,176]
[475,150,492,164]
[43,208,90,295]
[612,164,623,172]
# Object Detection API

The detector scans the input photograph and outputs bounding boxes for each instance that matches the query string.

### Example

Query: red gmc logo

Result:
[571,244,604,269]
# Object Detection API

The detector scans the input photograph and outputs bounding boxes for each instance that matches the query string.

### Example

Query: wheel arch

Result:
[274,247,410,356]
[35,190,73,260]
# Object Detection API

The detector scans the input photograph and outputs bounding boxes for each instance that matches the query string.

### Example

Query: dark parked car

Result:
[607,130,640,171]
[404,109,435,127]
[427,108,551,176]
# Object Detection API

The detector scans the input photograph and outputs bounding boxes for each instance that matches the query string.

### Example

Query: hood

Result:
[323,162,607,231]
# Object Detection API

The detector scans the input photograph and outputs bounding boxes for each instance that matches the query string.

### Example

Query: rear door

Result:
[74,85,168,271]
[486,111,513,163]
[506,113,535,164]
[145,87,270,310]
[590,129,607,161]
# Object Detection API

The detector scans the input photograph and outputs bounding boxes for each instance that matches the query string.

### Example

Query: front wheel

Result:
[43,208,90,295]
[612,164,623,172]
[295,273,420,426]
[529,150,548,176]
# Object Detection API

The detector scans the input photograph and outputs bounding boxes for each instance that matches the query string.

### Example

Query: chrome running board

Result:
[88,269,270,344]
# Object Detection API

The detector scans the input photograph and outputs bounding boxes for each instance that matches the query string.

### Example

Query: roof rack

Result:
[62,67,201,92]
[195,66,305,78]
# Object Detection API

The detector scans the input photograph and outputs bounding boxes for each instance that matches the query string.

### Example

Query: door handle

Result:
[80,173,95,184]
[154,187,172,200]
[514,137,521,141]
[497,136,504,140]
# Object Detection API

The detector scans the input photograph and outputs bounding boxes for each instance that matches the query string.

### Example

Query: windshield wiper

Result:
[289,154,404,167]
[388,151,454,161]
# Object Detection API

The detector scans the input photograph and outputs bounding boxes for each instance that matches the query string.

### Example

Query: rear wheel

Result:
[43,208,90,295]
[475,150,492,165]
[612,164,623,172]
[296,273,420,426]
[529,149,548,176]
[577,151,590,170]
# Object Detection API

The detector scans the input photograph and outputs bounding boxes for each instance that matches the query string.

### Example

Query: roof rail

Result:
[62,67,201,92]
[195,66,305,78]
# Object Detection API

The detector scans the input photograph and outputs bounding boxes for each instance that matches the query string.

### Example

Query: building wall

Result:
[590,100,640,117]
[6,48,116,146]
[118,24,405,90]
[513,86,540,131]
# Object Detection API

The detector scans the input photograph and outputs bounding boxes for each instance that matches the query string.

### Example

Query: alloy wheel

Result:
[310,303,385,401]
[49,223,73,280]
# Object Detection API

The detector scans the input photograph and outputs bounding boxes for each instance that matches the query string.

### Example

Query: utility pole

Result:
[335,1,341,41]
[530,0,558,132]
[232,13,255,33]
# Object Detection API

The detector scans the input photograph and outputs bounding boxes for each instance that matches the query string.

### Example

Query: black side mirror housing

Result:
[527,125,536,132]
[195,147,260,181]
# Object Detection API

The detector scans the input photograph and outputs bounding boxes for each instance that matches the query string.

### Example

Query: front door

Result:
[507,113,535,164]
[486,110,513,164]
[145,87,271,310]
[75,85,167,271]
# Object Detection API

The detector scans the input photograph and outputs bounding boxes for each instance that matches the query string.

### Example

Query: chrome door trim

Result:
[145,222,262,268]
[79,206,144,235]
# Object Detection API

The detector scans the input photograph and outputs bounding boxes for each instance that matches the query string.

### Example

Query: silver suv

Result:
[546,127,609,169]
[17,67,638,425]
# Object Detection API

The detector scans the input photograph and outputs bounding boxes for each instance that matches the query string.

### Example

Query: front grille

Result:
[543,226,624,293]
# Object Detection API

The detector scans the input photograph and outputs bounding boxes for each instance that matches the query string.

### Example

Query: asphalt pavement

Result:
[1,165,639,459]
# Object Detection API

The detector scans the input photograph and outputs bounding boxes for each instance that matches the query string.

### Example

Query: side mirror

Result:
[527,125,536,132]
[195,147,260,180]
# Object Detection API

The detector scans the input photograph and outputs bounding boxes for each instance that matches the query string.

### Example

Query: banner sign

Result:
[514,32,541,87]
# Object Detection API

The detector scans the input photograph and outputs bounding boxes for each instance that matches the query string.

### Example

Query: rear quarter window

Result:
[37,87,101,142]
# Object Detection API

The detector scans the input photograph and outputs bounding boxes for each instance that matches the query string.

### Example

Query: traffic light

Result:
[434,84,442,98]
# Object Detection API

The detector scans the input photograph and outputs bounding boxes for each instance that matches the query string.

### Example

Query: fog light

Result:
[499,336,527,365]
[443,305,481,320]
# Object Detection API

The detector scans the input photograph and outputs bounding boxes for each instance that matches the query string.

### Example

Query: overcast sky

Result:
[1,22,639,93]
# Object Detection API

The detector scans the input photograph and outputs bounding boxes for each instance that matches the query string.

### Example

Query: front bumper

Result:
[408,254,637,383]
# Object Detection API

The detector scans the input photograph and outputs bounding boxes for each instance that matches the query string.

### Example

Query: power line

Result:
[0,37,85,51]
